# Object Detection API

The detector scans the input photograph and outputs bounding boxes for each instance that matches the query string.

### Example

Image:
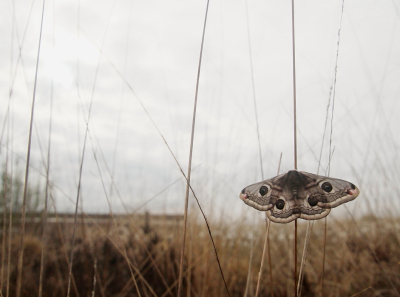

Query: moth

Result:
[239,170,360,223]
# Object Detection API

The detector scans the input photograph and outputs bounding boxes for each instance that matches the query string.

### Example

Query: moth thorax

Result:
[292,187,298,199]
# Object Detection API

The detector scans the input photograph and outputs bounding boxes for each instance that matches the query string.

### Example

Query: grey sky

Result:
[1,0,400,220]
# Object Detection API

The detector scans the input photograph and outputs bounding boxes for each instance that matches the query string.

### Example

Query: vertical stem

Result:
[291,0,298,295]
[1,147,9,292]
[321,217,327,296]
[16,0,46,296]
[245,0,264,180]
[177,1,210,296]
[38,2,55,296]
[294,220,298,297]
[254,219,271,297]
[291,0,297,171]
[255,153,281,297]
[91,258,97,297]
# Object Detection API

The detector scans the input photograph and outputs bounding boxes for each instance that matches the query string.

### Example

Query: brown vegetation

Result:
[1,212,399,297]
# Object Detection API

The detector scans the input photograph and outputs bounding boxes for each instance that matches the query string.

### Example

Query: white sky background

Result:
[0,0,400,221]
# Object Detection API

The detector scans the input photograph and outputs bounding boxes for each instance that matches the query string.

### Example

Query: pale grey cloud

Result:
[1,0,400,218]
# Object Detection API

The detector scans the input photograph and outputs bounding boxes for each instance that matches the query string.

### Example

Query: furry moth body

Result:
[239,170,360,223]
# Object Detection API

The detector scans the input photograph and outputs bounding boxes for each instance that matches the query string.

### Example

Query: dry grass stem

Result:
[177,1,210,296]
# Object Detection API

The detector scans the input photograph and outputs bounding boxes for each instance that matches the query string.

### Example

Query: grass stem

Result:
[15,0,46,295]
[177,1,210,296]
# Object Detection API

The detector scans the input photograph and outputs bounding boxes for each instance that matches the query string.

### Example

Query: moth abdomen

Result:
[291,206,301,214]
[292,186,298,199]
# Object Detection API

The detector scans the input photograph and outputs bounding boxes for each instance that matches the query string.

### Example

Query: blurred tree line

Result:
[0,166,43,216]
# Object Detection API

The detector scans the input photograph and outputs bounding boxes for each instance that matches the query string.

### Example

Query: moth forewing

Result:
[315,176,360,209]
[239,181,274,211]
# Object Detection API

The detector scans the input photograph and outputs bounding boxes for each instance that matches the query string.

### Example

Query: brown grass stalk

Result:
[177,0,210,296]
[15,0,46,296]
[1,156,9,292]
[255,153,282,297]
[320,217,327,296]
[254,219,271,297]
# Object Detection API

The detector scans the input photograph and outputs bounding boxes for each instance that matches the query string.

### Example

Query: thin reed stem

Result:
[255,153,281,297]
[1,146,9,293]
[321,1,345,294]
[294,220,298,297]
[245,0,263,180]
[16,0,46,296]
[91,258,98,297]
[255,219,271,297]
[177,1,210,296]
[297,221,313,297]
[38,3,55,295]
[290,0,298,296]
[320,217,327,296]
[6,128,14,297]
[244,0,263,294]
[291,0,297,171]
[244,230,254,297]
[6,166,13,297]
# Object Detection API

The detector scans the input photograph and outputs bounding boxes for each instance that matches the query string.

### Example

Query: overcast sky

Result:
[1,0,399,221]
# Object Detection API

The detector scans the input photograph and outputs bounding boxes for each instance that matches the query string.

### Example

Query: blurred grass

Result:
[1,211,399,297]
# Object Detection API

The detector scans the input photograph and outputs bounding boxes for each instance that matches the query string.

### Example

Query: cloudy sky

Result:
[1,0,399,221]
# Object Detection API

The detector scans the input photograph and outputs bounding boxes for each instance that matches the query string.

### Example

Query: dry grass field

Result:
[1,211,399,297]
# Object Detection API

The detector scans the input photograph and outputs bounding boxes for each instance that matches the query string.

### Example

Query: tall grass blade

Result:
[255,153,281,297]
[245,0,263,180]
[244,0,265,295]
[291,0,298,172]
[91,258,98,297]
[15,0,46,296]
[291,0,298,296]
[1,135,10,293]
[244,229,254,297]
[38,2,55,295]
[177,0,211,296]
[321,1,345,295]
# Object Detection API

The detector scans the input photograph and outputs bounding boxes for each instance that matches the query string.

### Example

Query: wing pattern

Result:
[239,170,360,223]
